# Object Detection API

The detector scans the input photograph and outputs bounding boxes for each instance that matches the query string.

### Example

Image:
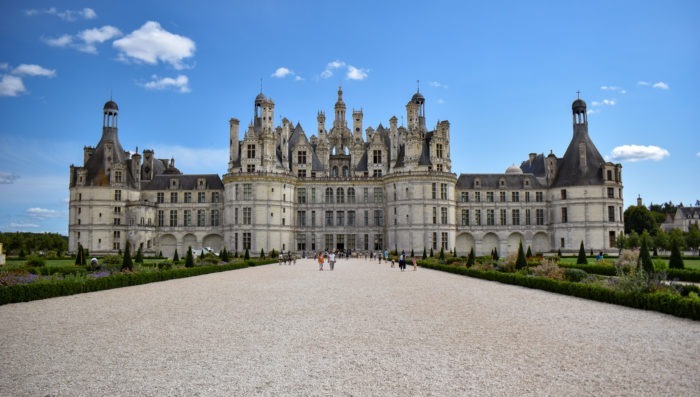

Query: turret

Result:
[352,109,363,140]
[333,86,346,129]
[131,148,141,184]
[229,118,240,171]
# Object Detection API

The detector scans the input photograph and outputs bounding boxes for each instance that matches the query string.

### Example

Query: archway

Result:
[506,232,525,256]
[455,233,475,257]
[481,233,499,257]
[203,234,223,252]
[160,234,177,259]
[532,232,550,254]
[183,233,197,251]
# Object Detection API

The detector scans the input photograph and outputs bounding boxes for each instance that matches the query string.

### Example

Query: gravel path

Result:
[1,258,699,396]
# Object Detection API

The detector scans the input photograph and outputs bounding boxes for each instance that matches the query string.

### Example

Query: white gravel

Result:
[1,258,698,396]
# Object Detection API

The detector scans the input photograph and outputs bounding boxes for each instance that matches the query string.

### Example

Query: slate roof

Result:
[142,174,224,190]
[456,173,547,189]
[552,126,607,187]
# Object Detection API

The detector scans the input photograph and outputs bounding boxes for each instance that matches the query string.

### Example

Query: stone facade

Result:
[68,89,624,257]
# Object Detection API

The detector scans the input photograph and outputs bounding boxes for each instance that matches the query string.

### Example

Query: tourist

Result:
[329,251,336,271]
[384,249,388,263]
[412,255,417,271]
[399,251,406,271]
[318,252,324,271]
[278,252,283,265]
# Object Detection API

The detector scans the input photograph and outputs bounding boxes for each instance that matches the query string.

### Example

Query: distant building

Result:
[68,89,624,257]
[661,205,700,233]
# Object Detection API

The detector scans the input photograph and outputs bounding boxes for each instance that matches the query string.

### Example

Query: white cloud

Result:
[346,65,369,80]
[0,172,20,184]
[9,222,40,229]
[608,145,670,162]
[26,7,97,21]
[436,98,446,104]
[591,99,616,107]
[271,67,293,78]
[44,34,73,47]
[600,85,625,94]
[429,81,448,89]
[142,75,190,93]
[113,21,196,70]
[652,81,670,90]
[294,75,303,81]
[76,26,122,53]
[0,75,26,96]
[26,207,62,219]
[320,60,346,79]
[637,81,650,86]
[13,64,56,77]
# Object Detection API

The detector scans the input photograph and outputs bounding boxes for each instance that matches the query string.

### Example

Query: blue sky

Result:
[0,1,698,235]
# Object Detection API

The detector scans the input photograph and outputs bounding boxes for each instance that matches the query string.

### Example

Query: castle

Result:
[68,88,624,257]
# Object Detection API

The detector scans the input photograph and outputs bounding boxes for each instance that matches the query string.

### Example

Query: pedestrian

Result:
[278,252,283,265]
[318,252,324,271]
[391,258,395,268]
[329,251,336,271]
[399,251,405,271]
[384,249,389,263]
[412,256,417,271]
[378,251,382,264]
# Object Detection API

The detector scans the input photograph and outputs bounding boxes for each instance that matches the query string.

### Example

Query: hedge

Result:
[559,263,700,283]
[0,259,276,305]
[558,263,617,276]
[666,268,700,283]
[420,262,700,321]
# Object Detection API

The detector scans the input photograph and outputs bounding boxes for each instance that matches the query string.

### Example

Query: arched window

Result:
[337,188,345,204]
[342,166,349,177]
[325,187,334,203]
[347,187,356,203]
[332,166,339,177]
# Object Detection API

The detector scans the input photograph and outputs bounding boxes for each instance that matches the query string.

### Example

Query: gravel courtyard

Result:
[1,258,698,396]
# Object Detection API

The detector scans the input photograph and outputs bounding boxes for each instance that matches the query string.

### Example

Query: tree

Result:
[654,228,670,252]
[516,241,527,269]
[185,246,194,268]
[430,247,434,257]
[260,248,265,258]
[624,205,658,236]
[627,231,640,249]
[220,248,228,262]
[422,247,427,260]
[173,249,179,262]
[491,247,499,261]
[439,247,445,261]
[577,241,588,265]
[669,239,684,269]
[686,224,700,253]
[122,241,133,271]
[135,244,144,264]
[467,247,475,267]
[244,248,250,260]
[411,248,415,258]
[616,234,627,253]
[636,236,654,275]
[526,246,533,259]
[75,243,84,265]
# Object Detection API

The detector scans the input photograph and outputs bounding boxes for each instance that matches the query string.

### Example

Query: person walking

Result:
[399,251,405,271]
[318,252,324,271]
[329,251,336,271]
[412,255,417,271]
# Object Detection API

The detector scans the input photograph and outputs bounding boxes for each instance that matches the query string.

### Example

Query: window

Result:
[113,218,121,226]
[157,192,164,203]
[373,169,382,177]
[115,171,122,183]
[114,207,121,214]
[374,210,383,226]
[436,144,443,159]
[363,188,369,203]
[211,210,220,226]
[311,188,316,203]
[500,209,507,225]
[297,188,307,204]
[336,188,344,204]
[198,192,206,203]
[243,233,251,250]
[373,150,382,164]
[184,192,192,203]
[311,211,316,226]
[536,209,544,225]
[348,211,355,226]
[336,211,345,226]
[325,188,333,203]
[441,232,448,250]
[247,144,256,159]
[347,188,356,203]
[157,210,164,226]
[169,210,177,227]
[487,209,495,225]
[113,231,120,239]
[234,208,239,224]
[561,207,568,223]
[561,189,567,200]
[298,169,307,178]
[607,170,613,181]
[298,150,307,164]
[525,209,531,225]
[346,234,356,250]
[536,192,544,202]
[433,232,438,250]
[475,192,481,202]
[441,207,448,224]
[297,234,306,251]
[325,234,334,250]
[461,192,469,202]
[607,188,614,198]
[235,185,240,200]
[198,210,205,226]
[432,183,437,199]
[561,238,565,248]
[608,206,615,222]
[170,192,178,203]
[525,192,530,202]
[374,188,383,203]
[297,211,306,226]
[364,210,369,226]
[475,209,482,226]
[243,207,252,224]
[512,192,520,202]
[609,231,616,247]
[487,192,494,202]
[436,164,443,172]
[183,210,192,226]
[212,192,220,203]
[432,207,437,224]
[461,209,469,226]
[440,184,448,200]
[512,209,520,225]
[113,242,120,250]
[326,211,333,226]
[114,190,122,201]
[243,184,252,200]
[246,164,256,173]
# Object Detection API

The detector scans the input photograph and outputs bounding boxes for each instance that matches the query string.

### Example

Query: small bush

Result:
[25,256,46,267]
[102,255,122,265]
[157,262,172,270]
[531,258,564,280]
[498,254,518,273]
[564,268,588,282]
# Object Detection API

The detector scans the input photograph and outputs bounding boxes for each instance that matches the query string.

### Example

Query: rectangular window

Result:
[461,209,470,226]
[500,192,506,202]
[115,190,122,201]
[346,234,356,250]
[169,210,177,227]
[364,210,369,226]
[461,192,469,202]
[562,207,568,223]
[475,192,481,202]
[607,169,613,181]
[298,211,306,227]
[512,209,520,225]
[247,144,256,159]
[436,144,443,159]
[608,206,615,222]
[212,192,220,203]
[183,210,192,226]
[512,192,520,202]
[525,192,530,202]
[607,188,614,198]
[561,189,567,200]
[432,183,437,199]
[114,207,121,214]
[525,209,531,225]
[336,211,344,226]
[433,232,438,250]
[311,210,316,226]
[243,184,252,200]
[198,192,206,203]
[441,207,448,224]
[363,188,369,203]
[536,209,544,225]
[113,218,121,226]
[157,192,164,203]
[440,184,448,200]
[157,210,164,227]
[373,169,382,177]
[247,162,256,171]
[487,209,495,226]
[325,234,334,250]
[197,210,205,226]
[374,210,383,226]
[475,209,482,226]
[487,192,494,202]
[243,233,251,250]
[115,170,122,182]
[297,234,306,251]
[170,192,178,203]
[235,208,239,224]
[441,232,448,250]
[298,151,307,164]
[297,188,307,204]
[432,207,437,224]
[373,150,382,164]
[325,188,333,203]
[536,192,544,202]
[211,210,220,226]
[336,234,344,249]
[348,211,356,226]
[609,231,616,247]
[298,169,306,178]
[243,207,252,225]
[500,209,507,225]
[326,211,333,226]
[311,188,316,203]
[364,234,369,251]
[374,188,383,203]
[184,192,192,203]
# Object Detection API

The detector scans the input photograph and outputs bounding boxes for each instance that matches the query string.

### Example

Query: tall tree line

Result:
[0,232,68,256]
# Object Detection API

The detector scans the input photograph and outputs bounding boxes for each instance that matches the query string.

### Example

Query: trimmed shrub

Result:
[122,241,133,271]
[25,256,46,267]
[669,240,684,269]
[577,241,588,265]
[185,246,195,268]
[467,247,475,267]
[564,268,588,282]
[516,241,527,269]
[637,237,654,275]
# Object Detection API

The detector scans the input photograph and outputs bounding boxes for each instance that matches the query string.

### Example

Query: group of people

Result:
[317,251,337,271]
[313,249,418,272]
[391,250,416,271]
[278,251,296,265]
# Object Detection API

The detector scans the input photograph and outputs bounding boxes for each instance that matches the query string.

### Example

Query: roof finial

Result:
[576,90,581,99]
[417,79,420,93]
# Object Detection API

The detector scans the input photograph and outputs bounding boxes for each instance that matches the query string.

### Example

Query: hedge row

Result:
[0,259,276,305]
[420,262,700,321]
[666,268,700,283]
[558,263,617,276]
[558,263,700,283]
